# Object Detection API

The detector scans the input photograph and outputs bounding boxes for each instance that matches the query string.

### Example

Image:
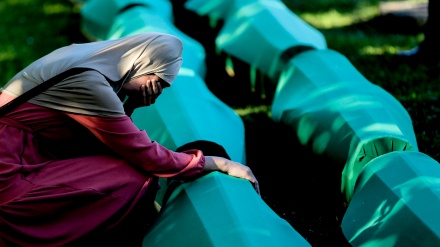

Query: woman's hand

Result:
[204,156,260,195]
[121,74,165,116]
[141,79,163,106]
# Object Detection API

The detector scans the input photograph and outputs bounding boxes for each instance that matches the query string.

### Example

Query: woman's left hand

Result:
[204,156,260,195]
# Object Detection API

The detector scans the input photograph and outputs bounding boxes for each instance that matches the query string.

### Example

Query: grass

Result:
[0,0,85,81]
[1,0,439,246]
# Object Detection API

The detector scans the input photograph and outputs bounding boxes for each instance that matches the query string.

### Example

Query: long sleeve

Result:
[66,112,205,179]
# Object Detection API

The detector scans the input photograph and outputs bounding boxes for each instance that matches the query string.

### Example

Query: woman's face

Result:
[121,74,170,106]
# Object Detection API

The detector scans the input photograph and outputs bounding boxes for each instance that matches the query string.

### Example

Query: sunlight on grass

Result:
[0,46,16,62]
[234,105,271,117]
[299,5,379,29]
[43,3,72,15]
[360,34,425,55]
[361,45,399,55]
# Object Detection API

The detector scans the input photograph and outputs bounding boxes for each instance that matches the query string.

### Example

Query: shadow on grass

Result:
[244,112,351,246]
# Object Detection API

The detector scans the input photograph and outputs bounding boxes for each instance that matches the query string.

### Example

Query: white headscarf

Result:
[1,32,183,116]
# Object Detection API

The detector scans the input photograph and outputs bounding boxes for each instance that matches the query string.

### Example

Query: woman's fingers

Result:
[227,163,260,195]
[151,79,162,98]
[142,79,163,106]
[254,180,260,196]
[156,80,163,94]
[146,80,153,105]
[150,79,158,94]
[141,84,147,105]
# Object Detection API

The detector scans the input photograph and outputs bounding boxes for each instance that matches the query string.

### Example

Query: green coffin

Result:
[131,72,246,165]
[184,0,262,21]
[215,0,326,80]
[106,6,207,78]
[271,49,418,202]
[80,0,173,41]
[143,171,311,247]
[342,151,440,247]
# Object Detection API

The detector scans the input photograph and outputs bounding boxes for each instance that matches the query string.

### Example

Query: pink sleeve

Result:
[66,113,205,179]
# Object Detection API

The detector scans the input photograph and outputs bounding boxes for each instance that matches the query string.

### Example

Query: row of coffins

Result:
[78,0,312,246]
[77,0,440,246]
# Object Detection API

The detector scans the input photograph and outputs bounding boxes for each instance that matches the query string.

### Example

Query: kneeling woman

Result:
[0,32,259,246]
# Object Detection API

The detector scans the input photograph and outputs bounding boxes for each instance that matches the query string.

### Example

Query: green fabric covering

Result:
[131,73,246,165]
[271,49,417,202]
[80,0,173,41]
[184,0,265,21]
[143,172,311,247]
[342,151,440,247]
[106,6,207,78]
[215,0,326,80]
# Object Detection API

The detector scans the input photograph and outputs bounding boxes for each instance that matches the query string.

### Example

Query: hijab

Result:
[0,32,183,116]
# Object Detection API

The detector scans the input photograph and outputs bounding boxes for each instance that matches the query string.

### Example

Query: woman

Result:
[0,32,259,246]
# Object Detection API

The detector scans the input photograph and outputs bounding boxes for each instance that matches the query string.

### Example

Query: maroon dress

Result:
[0,101,205,246]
